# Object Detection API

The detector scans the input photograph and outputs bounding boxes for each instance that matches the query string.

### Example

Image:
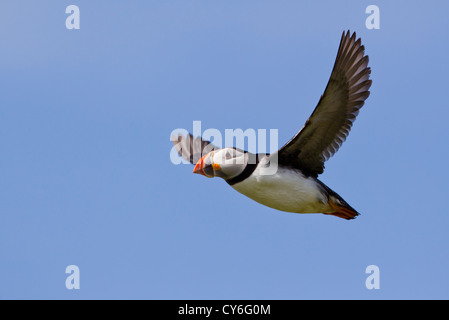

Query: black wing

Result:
[277,30,372,177]
[171,133,217,164]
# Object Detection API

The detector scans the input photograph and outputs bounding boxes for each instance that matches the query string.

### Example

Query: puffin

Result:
[172,30,372,220]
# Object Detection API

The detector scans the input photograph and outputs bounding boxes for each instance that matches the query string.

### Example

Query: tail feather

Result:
[317,180,359,220]
[326,195,359,220]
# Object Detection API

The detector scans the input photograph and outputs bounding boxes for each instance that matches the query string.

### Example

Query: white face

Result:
[211,148,247,180]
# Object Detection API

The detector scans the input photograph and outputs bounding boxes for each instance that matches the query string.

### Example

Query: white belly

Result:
[231,166,331,214]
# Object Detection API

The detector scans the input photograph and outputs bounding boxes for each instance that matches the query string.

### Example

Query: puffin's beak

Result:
[193,153,215,178]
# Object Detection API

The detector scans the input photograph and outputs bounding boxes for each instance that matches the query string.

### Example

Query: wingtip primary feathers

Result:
[172,133,217,164]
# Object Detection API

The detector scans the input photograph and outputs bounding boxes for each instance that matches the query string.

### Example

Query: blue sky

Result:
[1,1,448,299]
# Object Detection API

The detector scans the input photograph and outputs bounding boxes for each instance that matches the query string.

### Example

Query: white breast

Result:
[231,163,331,214]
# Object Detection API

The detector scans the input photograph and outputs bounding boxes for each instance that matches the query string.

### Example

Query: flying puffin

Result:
[172,30,372,220]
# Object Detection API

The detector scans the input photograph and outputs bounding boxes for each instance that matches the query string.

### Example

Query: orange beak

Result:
[193,153,216,178]
[193,155,206,175]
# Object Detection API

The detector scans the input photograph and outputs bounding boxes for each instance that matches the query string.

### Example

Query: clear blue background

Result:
[1,0,448,299]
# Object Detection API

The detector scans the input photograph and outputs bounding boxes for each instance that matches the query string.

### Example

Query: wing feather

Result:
[277,30,372,177]
[171,133,217,164]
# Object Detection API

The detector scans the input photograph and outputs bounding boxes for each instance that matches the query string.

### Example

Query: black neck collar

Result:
[225,155,260,186]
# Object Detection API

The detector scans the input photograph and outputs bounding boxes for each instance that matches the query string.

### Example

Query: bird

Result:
[172,30,372,220]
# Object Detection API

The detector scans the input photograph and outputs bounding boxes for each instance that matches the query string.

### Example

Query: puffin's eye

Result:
[225,151,232,159]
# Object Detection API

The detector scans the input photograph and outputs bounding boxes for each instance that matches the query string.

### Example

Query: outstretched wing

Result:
[277,30,372,177]
[171,133,217,164]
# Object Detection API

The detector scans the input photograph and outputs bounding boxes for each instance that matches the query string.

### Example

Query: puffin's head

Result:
[193,147,247,180]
